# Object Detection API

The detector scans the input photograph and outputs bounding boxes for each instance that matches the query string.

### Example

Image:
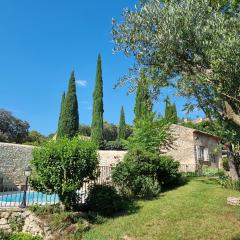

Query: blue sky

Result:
[0,0,204,136]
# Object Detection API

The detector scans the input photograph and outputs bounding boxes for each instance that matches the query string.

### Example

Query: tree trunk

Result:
[224,101,240,127]
[228,144,239,180]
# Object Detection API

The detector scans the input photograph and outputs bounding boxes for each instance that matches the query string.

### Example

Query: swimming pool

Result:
[0,192,59,206]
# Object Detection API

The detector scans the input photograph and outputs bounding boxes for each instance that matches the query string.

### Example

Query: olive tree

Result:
[112,0,240,179]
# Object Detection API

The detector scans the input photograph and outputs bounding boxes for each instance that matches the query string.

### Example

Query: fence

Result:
[0,166,114,208]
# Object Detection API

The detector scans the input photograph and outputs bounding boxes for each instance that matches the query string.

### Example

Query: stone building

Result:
[165,124,222,172]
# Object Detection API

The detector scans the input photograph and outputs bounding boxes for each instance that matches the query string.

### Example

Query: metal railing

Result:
[0,166,114,208]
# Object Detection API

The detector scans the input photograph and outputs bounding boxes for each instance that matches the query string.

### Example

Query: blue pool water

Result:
[0,192,59,204]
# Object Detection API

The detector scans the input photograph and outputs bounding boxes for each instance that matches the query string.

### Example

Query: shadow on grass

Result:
[80,200,140,225]
[196,177,219,185]
[232,234,240,240]
[161,176,191,193]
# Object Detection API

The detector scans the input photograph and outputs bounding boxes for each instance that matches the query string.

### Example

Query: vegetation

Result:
[165,96,178,124]
[118,106,126,140]
[134,71,152,123]
[57,92,66,138]
[0,109,29,143]
[129,113,171,154]
[57,72,79,139]
[112,0,240,179]
[0,231,42,240]
[30,138,98,210]
[112,149,180,199]
[103,140,127,151]
[91,54,104,148]
[85,184,129,217]
[222,157,230,172]
[24,131,48,146]
[83,178,240,240]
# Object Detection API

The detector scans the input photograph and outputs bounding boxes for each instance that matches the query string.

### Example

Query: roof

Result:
[193,129,221,140]
[170,124,221,140]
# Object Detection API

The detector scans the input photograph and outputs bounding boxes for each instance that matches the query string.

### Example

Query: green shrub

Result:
[0,231,10,240]
[9,233,42,240]
[85,184,127,216]
[103,140,128,151]
[218,175,240,191]
[30,137,99,210]
[112,149,180,198]
[28,204,62,216]
[222,157,230,171]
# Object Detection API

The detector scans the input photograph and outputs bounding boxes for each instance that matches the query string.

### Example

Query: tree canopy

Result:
[0,109,29,143]
[112,0,240,128]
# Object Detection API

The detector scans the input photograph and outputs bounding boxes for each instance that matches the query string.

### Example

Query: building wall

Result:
[0,142,33,187]
[0,142,126,187]
[165,125,196,171]
[194,132,221,168]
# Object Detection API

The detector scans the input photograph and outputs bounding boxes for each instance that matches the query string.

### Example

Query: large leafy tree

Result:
[118,106,127,140]
[134,71,152,122]
[112,0,240,178]
[91,54,104,147]
[58,72,79,139]
[0,109,29,143]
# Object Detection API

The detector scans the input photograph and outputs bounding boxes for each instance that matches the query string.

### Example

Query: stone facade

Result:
[0,142,126,187]
[165,125,222,172]
[0,143,33,188]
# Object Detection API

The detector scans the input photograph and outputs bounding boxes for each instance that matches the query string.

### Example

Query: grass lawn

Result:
[83,178,240,240]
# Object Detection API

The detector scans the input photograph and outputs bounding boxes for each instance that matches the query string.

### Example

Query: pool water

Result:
[0,192,59,204]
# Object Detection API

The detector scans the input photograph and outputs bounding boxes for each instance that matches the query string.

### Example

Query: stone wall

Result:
[165,125,196,167]
[0,142,127,187]
[0,209,52,239]
[0,143,33,187]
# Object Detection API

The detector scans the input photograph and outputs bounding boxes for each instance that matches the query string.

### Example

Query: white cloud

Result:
[76,80,87,87]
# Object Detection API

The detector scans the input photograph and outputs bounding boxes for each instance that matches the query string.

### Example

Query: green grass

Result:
[83,178,240,240]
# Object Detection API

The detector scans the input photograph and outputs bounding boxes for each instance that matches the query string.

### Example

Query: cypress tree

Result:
[58,71,79,138]
[134,71,152,122]
[57,92,66,138]
[165,96,178,124]
[91,54,104,147]
[172,103,178,124]
[118,106,126,140]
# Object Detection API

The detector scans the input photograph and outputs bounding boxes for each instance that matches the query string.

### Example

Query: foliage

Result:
[112,149,180,198]
[134,71,152,123]
[103,140,128,151]
[24,131,48,146]
[103,122,118,141]
[125,124,133,139]
[165,96,178,124]
[9,233,42,240]
[57,92,66,138]
[223,157,230,171]
[30,138,98,210]
[0,109,29,143]
[58,72,79,139]
[118,106,126,140]
[218,175,240,191]
[28,204,62,216]
[113,0,240,131]
[129,113,171,154]
[91,54,104,148]
[79,124,91,137]
[85,184,129,216]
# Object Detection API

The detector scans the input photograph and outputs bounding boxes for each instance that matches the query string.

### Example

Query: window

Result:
[196,146,209,161]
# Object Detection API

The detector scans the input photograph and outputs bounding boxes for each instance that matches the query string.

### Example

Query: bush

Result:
[222,157,230,171]
[112,149,180,198]
[218,175,240,191]
[30,138,99,210]
[85,184,128,216]
[103,140,128,151]
[9,233,42,240]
